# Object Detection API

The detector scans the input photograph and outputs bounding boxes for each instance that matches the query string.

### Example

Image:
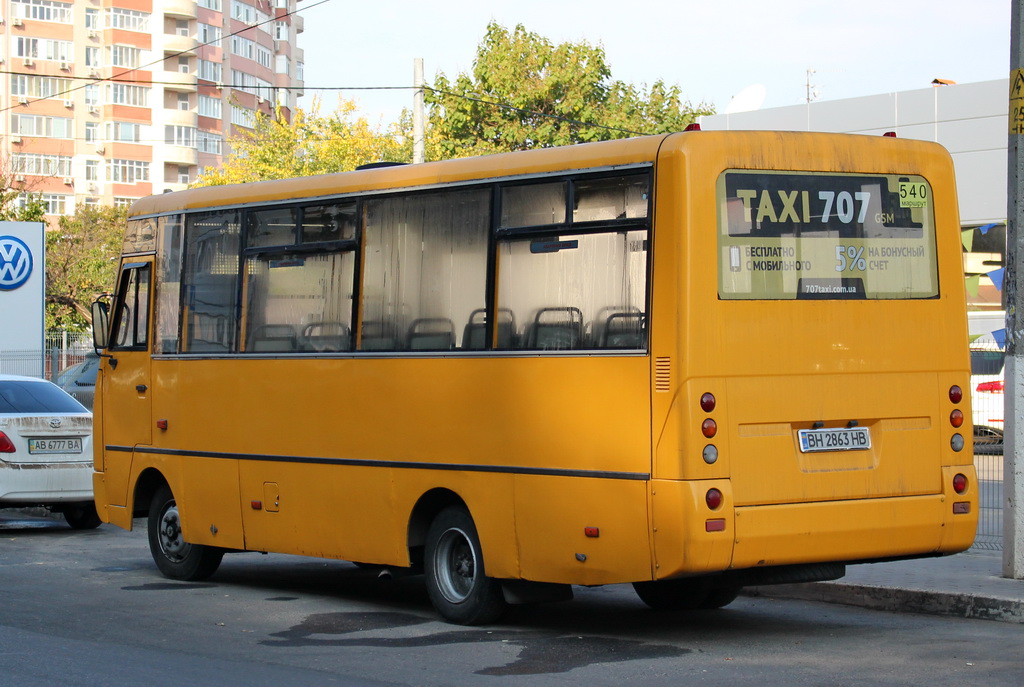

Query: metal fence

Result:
[0,330,93,381]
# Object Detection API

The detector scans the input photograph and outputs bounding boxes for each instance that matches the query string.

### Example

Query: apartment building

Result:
[1,0,304,221]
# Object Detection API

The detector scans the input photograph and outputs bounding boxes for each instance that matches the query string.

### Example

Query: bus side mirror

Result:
[92,299,110,350]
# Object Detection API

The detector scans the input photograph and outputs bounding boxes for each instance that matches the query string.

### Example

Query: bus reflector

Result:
[953,502,971,514]
[706,488,723,510]
[701,418,717,438]
[584,527,600,538]
[706,519,726,532]
[949,385,962,403]
[953,473,968,494]
[949,409,963,427]
[251,500,263,510]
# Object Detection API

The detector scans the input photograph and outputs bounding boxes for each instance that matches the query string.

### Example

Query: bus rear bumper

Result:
[651,472,977,579]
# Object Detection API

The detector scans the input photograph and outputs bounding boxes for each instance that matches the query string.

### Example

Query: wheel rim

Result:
[433,526,477,604]
[157,500,190,563]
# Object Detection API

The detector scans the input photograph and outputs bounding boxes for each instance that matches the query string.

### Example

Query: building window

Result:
[85,46,101,68]
[198,23,222,47]
[198,59,222,82]
[10,114,73,138]
[85,8,98,28]
[296,60,304,82]
[198,95,222,118]
[198,0,221,10]
[114,197,135,208]
[17,193,69,216]
[231,105,255,128]
[86,160,99,181]
[256,46,272,69]
[105,122,142,143]
[274,21,287,40]
[231,36,255,60]
[16,37,39,59]
[107,83,149,107]
[197,131,223,155]
[110,45,142,68]
[85,121,98,142]
[11,75,73,97]
[107,8,149,32]
[12,152,72,176]
[108,159,150,184]
[11,0,73,23]
[165,125,197,147]
[84,84,99,106]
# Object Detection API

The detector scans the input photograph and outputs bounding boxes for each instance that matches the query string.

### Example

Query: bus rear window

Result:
[717,171,938,300]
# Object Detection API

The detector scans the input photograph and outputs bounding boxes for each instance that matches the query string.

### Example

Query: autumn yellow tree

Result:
[194,98,410,186]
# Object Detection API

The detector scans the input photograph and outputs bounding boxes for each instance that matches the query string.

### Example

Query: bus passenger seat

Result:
[249,324,298,352]
[301,322,351,352]
[524,307,583,350]
[600,312,646,349]
[462,309,518,350]
[407,318,456,351]
[360,321,402,351]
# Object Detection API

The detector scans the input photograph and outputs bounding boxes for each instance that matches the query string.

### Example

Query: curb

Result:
[745,582,1024,624]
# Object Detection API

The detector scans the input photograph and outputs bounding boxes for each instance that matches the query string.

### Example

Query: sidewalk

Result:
[747,548,1024,624]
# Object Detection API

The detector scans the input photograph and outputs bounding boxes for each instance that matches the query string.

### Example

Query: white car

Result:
[969,344,1004,454]
[0,374,99,529]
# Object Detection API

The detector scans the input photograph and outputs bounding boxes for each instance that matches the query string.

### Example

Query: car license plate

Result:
[798,427,871,453]
[27,438,83,454]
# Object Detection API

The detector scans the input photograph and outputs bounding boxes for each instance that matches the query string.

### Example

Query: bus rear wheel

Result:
[147,484,223,581]
[424,506,506,625]
[633,578,740,611]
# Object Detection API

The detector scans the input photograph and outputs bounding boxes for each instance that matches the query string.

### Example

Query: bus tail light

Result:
[701,418,717,438]
[883,131,897,137]
[685,123,701,132]
[949,385,963,403]
[705,488,723,510]
[700,392,716,412]
[953,473,968,494]
[949,409,963,428]
[976,381,1004,393]
[0,432,14,453]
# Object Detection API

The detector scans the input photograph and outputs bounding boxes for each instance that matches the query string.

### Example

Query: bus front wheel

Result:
[424,506,506,625]
[147,484,223,581]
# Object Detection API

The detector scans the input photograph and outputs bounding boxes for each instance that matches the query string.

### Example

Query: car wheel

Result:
[147,484,223,581]
[424,506,506,625]
[63,502,102,530]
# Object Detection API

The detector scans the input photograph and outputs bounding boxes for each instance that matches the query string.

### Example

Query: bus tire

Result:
[147,484,223,581]
[424,506,506,625]
[633,578,734,611]
[63,502,102,530]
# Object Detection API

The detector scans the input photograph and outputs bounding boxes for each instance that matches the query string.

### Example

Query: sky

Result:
[295,0,1010,125]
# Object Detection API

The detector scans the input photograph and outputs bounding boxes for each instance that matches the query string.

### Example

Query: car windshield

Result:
[0,380,87,414]
[970,349,1004,376]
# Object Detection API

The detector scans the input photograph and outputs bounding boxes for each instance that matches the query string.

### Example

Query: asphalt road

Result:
[1,511,1022,687]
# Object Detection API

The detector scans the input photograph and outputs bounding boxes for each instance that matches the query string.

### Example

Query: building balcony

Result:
[163,0,198,19]
[162,70,198,93]
[163,108,198,128]
[163,145,199,166]
[294,14,304,33]
[163,34,198,55]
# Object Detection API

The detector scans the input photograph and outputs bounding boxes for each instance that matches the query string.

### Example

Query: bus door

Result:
[99,259,154,507]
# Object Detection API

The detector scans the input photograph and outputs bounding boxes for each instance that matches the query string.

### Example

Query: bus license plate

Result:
[28,438,83,454]
[798,427,871,453]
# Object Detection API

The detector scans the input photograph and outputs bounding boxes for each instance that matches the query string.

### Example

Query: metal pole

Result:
[1003,0,1024,579]
[413,58,425,164]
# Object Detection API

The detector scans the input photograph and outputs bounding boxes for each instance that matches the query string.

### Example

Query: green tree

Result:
[425,22,714,158]
[45,205,126,330]
[194,98,410,186]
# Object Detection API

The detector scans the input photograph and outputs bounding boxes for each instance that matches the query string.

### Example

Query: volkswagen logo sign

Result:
[0,235,33,291]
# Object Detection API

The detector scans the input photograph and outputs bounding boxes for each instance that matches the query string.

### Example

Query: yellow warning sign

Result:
[1011,69,1024,135]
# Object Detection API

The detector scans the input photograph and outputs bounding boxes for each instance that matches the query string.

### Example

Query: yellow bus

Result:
[91,130,977,624]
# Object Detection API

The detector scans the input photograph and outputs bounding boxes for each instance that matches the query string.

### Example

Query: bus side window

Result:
[110,264,151,351]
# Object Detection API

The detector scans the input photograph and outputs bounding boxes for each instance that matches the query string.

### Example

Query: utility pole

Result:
[1003,0,1024,579]
[413,58,425,164]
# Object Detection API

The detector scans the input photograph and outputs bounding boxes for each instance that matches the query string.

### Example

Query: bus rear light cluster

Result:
[705,488,723,510]
[948,385,964,452]
[953,471,971,513]
[700,392,719,464]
